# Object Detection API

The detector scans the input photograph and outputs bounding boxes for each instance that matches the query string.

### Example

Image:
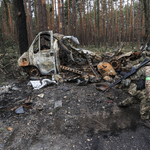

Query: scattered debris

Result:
[107,94,115,100]
[12,85,21,91]
[0,85,11,94]
[29,80,41,89]
[95,83,109,91]
[38,93,45,98]
[96,98,102,103]
[49,112,53,116]
[7,127,13,131]
[54,100,62,109]
[62,86,70,92]
[30,79,57,90]
[54,74,63,83]
[77,79,88,86]
[15,106,25,114]
[37,106,43,111]
[25,96,32,104]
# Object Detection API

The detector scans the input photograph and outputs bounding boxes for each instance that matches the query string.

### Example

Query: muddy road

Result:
[0,78,150,150]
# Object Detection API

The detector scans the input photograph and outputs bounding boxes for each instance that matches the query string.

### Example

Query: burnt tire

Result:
[29,67,40,77]
[110,59,121,70]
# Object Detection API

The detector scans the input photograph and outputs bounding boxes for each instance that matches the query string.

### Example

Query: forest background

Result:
[0,0,149,79]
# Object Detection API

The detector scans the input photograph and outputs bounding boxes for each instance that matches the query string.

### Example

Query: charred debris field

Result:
[0,78,150,150]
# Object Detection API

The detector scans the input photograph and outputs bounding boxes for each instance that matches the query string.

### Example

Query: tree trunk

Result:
[108,0,111,45]
[122,0,124,42]
[115,0,118,46]
[72,0,76,36]
[7,2,13,34]
[132,0,134,49]
[13,0,28,55]
[100,0,104,46]
[119,0,122,45]
[78,1,83,44]
[126,0,128,45]
[142,12,145,37]
[97,0,100,49]
[3,0,12,36]
[137,0,141,49]
[89,0,92,45]
[61,0,65,34]
[0,7,4,53]
[54,0,58,33]
[129,0,132,46]
[34,0,38,33]
[25,0,30,43]
[47,0,51,30]
[58,0,62,33]
[82,0,86,45]
[104,0,107,46]
[111,0,114,46]
[37,0,44,32]
[42,0,48,31]
[143,0,150,35]
[87,0,89,46]
[52,0,55,32]
[94,0,96,46]
[67,0,70,35]
[28,0,34,43]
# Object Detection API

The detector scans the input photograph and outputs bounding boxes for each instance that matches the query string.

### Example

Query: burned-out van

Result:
[18,30,89,77]
[18,31,60,76]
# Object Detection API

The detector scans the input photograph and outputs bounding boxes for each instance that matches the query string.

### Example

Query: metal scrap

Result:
[30,79,57,90]
[15,106,25,114]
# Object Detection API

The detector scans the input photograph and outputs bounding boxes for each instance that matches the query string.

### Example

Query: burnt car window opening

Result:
[40,34,51,50]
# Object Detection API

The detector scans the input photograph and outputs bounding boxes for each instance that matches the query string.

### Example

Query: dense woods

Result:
[0,0,150,54]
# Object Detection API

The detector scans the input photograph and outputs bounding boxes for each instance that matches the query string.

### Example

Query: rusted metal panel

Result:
[97,62,117,77]
[18,52,29,67]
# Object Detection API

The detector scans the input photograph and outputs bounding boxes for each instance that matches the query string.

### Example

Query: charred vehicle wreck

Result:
[18,30,109,83]
[18,31,150,84]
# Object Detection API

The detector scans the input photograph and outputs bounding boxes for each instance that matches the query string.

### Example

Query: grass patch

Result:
[0,128,6,133]
[0,45,19,83]
[83,43,139,55]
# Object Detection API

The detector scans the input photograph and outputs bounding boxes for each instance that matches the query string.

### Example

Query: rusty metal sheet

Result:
[96,83,109,91]
[117,51,133,60]
[18,52,29,67]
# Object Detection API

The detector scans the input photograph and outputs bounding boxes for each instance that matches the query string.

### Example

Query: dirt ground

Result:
[0,77,150,150]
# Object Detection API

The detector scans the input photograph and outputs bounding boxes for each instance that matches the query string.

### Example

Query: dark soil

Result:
[0,78,150,150]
